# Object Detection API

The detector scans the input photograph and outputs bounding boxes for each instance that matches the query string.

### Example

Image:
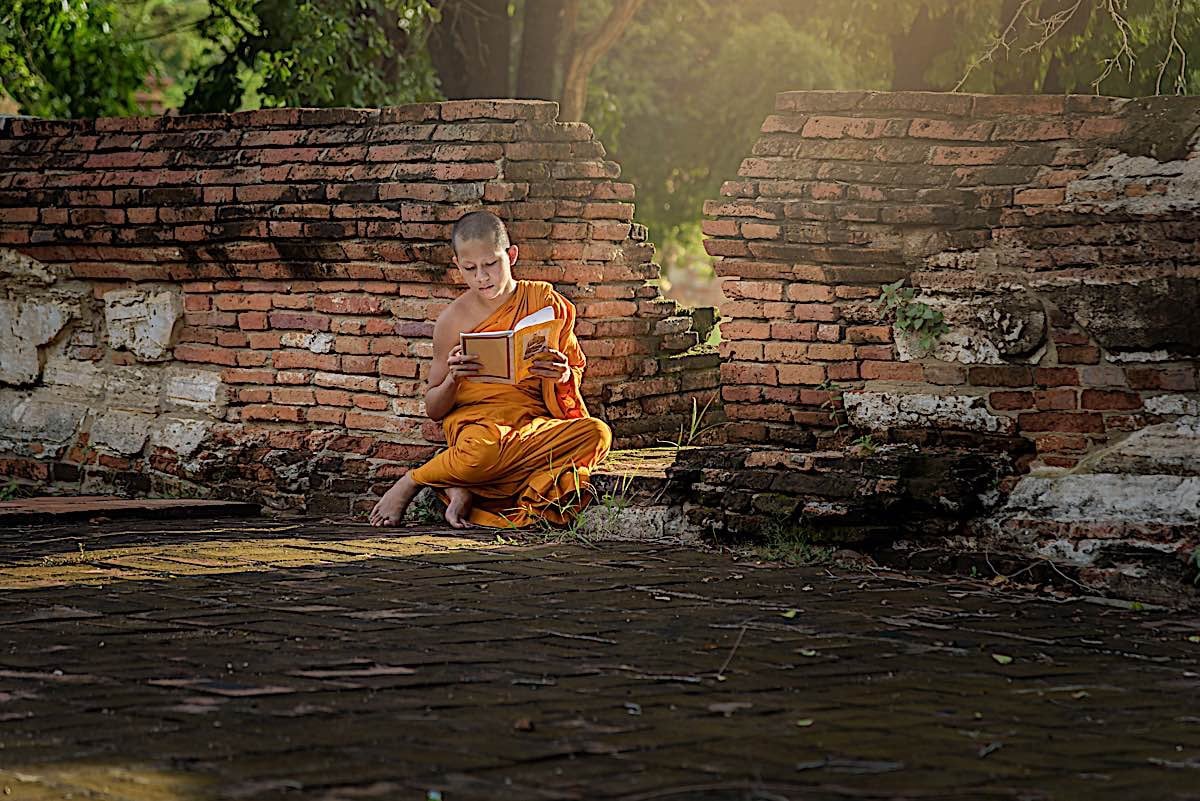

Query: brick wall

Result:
[0,100,719,511]
[706,91,1200,471]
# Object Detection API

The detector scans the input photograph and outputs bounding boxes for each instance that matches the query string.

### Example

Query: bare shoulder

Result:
[434,295,472,338]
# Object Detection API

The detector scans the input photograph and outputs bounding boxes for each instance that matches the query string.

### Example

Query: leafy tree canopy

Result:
[1,0,155,118]
[181,0,441,112]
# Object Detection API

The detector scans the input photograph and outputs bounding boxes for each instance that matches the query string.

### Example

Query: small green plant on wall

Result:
[874,279,950,355]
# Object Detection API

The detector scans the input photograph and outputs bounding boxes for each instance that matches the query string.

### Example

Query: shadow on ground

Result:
[1,516,1198,800]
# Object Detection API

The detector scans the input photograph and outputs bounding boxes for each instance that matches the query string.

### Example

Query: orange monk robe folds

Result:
[408,281,612,528]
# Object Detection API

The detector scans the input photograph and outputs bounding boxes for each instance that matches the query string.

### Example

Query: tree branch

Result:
[953,0,1037,92]
[1092,0,1136,93]
[1155,0,1187,95]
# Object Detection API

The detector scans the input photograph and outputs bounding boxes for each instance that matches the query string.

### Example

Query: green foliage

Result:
[817,379,850,435]
[658,393,723,454]
[751,517,836,567]
[874,279,950,355]
[113,0,212,110]
[182,0,442,113]
[586,2,852,250]
[850,434,877,455]
[408,487,445,525]
[0,0,155,117]
[0,479,18,502]
[1190,546,1200,587]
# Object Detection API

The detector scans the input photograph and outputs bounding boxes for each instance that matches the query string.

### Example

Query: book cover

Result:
[460,306,561,384]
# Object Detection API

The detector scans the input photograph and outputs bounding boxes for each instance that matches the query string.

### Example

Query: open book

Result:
[460,306,561,384]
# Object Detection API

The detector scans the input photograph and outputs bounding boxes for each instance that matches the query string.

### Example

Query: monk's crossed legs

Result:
[370,416,611,528]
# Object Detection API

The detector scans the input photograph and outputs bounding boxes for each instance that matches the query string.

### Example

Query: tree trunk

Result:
[428,0,511,99]
[516,0,576,100]
[559,0,644,121]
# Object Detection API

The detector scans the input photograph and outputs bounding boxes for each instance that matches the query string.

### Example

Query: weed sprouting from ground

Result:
[408,487,445,525]
[0,479,19,502]
[659,393,723,454]
[749,517,837,567]
[520,467,636,548]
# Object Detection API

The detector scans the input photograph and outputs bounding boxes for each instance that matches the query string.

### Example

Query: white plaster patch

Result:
[103,366,164,412]
[163,367,224,412]
[0,248,55,285]
[1004,474,1200,525]
[0,298,76,385]
[1077,416,1200,476]
[280,331,334,353]
[149,417,212,457]
[1144,394,1200,416]
[42,353,104,393]
[844,391,1015,434]
[104,288,183,362]
[895,328,1003,365]
[0,389,87,456]
[1107,349,1172,363]
[89,409,155,456]
[1067,151,1200,215]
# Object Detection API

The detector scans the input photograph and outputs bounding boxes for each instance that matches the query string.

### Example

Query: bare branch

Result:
[1155,0,1188,95]
[1092,0,1136,93]
[952,0,1037,93]
[1020,0,1086,54]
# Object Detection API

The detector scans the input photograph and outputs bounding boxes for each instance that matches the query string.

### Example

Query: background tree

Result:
[427,0,645,120]
[181,0,441,112]
[0,0,155,118]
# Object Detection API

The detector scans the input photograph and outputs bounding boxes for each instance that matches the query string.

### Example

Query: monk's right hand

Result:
[447,345,482,383]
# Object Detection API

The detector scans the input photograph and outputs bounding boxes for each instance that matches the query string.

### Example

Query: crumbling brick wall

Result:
[707,91,1199,471]
[0,100,719,512]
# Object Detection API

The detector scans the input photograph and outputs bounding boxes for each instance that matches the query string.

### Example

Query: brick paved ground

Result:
[1,516,1198,800]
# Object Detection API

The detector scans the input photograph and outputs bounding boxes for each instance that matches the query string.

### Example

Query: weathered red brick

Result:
[174,344,238,366]
[1080,389,1142,411]
[861,361,922,381]
[1034,388,1077,411]
[969,366,1032,387]
[990,391,1034,410]
[1018,411,1105,433]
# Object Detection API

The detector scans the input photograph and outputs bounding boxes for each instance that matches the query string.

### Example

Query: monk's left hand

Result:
[529,349,572,383]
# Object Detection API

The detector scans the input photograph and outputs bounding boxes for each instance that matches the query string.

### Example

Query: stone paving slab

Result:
[0,516,1198,800]
[0,496,261,525]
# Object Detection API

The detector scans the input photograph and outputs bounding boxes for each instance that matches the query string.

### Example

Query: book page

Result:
[514,306,555,331]
[512,318,561,383]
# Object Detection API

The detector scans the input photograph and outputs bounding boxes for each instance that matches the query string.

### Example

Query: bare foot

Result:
[444,487,474,529]
[370,474,419,527]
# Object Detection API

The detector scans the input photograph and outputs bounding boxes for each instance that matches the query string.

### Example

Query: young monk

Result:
[369,210,612,529]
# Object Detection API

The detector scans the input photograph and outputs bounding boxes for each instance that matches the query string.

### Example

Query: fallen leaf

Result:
[795,718,814,727]
[623,702,642,716]
[798,648,818,657]
[781,609,798,619]
[991,654,1013,665]
[513,718,534,731]
[978,742,1002,758]
[708,701,753,717]
[1187,635,1200,643]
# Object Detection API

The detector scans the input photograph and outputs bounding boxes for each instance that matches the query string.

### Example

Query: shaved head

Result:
[451,210,510,255]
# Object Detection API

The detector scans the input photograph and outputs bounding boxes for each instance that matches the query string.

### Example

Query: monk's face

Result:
[453,238,518,301]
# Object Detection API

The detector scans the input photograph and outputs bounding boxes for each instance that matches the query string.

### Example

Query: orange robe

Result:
[408,281,612,528]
